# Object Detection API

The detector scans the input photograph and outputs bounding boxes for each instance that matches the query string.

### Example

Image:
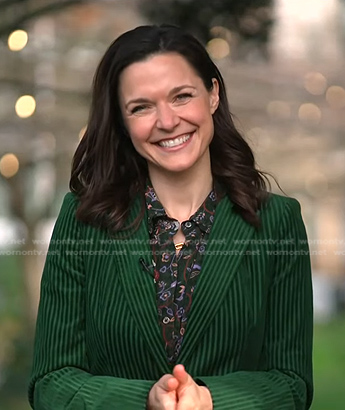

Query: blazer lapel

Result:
[114,198,170,374]
[178,197,256,363]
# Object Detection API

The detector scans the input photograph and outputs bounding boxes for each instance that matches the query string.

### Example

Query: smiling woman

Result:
[28,25,313,410]
[119,53,219,177]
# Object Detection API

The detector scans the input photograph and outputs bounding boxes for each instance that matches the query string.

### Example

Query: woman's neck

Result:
[148,160,213,222]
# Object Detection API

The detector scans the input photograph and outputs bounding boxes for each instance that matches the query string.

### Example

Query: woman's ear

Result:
[209,78,220,114]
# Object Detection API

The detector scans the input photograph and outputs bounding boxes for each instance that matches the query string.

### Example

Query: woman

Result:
[28,25,313,409]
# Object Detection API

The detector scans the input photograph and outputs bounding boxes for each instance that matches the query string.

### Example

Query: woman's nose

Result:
[156,104,180,131]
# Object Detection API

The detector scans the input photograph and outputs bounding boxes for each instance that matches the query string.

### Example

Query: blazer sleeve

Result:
[28,193,153,410]
[196,198,313,409]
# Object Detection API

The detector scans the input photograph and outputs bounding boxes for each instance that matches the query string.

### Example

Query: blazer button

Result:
[185,221,192,228]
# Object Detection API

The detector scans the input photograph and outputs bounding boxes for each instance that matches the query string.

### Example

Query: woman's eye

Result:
[131,105,148,114]
[175,93,192,102]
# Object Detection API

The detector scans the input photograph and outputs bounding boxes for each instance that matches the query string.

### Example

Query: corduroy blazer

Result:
[29,191,313,410]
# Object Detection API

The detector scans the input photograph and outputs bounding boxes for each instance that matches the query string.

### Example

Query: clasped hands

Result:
[147,364,213,410]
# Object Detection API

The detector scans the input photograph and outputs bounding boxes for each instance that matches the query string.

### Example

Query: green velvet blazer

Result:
[29,192,313,409]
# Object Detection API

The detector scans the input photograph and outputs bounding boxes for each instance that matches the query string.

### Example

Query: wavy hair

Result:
[70,24,269,231]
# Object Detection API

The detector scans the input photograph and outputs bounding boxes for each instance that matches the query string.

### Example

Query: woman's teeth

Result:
[158,133,191,148]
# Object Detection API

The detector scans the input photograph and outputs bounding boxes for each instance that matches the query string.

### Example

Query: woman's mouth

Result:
[157,133,192,148]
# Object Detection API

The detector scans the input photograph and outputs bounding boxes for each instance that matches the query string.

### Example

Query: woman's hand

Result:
[147,373,179,410]
[173,364,213,410]
[147,365,212,410]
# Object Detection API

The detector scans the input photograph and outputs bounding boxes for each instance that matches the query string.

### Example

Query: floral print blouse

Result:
[145,183,219,364]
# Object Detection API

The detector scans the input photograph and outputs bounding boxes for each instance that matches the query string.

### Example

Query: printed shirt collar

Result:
[145,181,221,235]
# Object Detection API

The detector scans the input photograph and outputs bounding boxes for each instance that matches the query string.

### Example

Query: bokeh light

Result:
[206,38,230,59]
[304,71,327,95]
[8,30,28,51]
[326,86,345,109]
[298,103,321,125]
[240,15,261,35]
[15,95,36,118]
[0,153,20,178]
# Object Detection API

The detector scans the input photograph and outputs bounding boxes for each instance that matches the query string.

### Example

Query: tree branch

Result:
[0,0,88,38]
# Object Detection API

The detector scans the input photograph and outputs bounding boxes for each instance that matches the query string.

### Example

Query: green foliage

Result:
[140,0,273,44]
[0,255,33,410]
[311,317,345,409]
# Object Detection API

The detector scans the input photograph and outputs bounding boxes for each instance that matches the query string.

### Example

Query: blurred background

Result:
[0,0,344,408]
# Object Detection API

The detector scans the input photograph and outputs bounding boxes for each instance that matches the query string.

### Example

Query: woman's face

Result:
[119,52,219,176]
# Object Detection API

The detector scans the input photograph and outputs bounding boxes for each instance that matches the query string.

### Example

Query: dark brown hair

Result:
[70,24,269,231]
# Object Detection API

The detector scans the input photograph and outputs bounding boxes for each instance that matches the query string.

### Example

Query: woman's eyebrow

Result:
[125,97,150,109]
[125,85,196,108]
[169,84,196,94]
